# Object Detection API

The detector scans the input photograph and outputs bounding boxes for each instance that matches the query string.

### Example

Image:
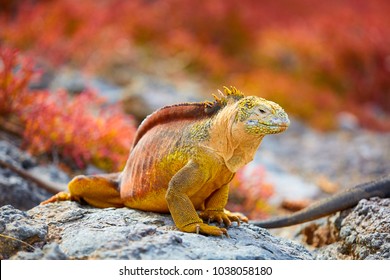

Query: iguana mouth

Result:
[262,124,289,133]
[261,123,289,128]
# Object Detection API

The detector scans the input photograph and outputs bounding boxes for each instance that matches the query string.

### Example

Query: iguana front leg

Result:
[166,161,228,236]
[199,184,248,226]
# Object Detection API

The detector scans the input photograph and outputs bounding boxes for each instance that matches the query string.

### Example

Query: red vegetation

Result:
[1,0,389,130]
[0,47,35,116]
[20,90,136,171]
[0,47,136,171]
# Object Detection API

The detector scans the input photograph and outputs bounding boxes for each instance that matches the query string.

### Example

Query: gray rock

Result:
[0,140,68,210]
[49,67,124,104]
[0,205,47,259]
[0,171,52,210]
[250,158,321,205]
[312,198,390,260]
[89,78,123,104]
[337,112,360,131]
[2,201,313,260]
[122,74,203,121]
[50,68,87,94]
[11,243,68,260]
[0,140,36,169]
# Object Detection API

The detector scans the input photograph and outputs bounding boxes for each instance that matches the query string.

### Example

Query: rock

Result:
[28,63,55,91]
[50,67,124,104]
[337,112,360,131]
[0,140,68,210]
[1,201,313,260]
[0,140,36,169]
[11,243,68,260]
[0,205,47,259]
[50,68,87,95]
[0,168,53,210]
[89,78,123,104]
[122,74,204,121]
[28,164,69,190]
[0,140,52,210]
[249,150,321,209]
[303,198,390,260]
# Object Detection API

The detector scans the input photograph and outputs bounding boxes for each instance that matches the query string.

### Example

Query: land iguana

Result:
[41,86,290,236]
[3,86,388,235]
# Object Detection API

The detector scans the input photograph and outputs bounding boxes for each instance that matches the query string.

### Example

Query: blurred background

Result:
[0,0,389,218]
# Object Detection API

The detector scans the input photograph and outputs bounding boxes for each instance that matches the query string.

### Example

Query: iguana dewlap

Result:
[42,86,289,236]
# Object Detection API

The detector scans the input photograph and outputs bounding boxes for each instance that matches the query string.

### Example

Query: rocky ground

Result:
[311,197,390,260]
[0,73,389,260]
[1,202,313,260]
[1,196,388,260]
[0,140,68,211]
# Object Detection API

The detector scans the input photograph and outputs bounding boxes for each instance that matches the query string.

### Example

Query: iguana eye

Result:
[259,108,266,114]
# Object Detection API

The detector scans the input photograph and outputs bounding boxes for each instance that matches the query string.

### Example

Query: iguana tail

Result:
[41,172,124,208]
[251,175,390,228]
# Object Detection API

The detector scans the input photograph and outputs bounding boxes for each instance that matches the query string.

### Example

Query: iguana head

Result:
[202,86,290,172]
[234,95,290,136]
[208,86,290,138]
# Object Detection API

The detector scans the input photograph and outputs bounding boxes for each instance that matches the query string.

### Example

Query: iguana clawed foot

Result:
[181,223,228,236]
[199,209,248,227]
[223,209,249,224]
[40,191,75,205]
[179,209,248,236]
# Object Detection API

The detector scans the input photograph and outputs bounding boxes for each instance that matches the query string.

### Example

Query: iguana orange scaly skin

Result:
[42,86,290,236]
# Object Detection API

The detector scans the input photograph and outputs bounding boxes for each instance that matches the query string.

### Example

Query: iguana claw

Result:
[199,209,248,227]
[181,223,228,236]
[40,191,73,205]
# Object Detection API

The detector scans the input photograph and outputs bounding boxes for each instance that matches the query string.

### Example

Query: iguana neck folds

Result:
[201,101,265,172]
